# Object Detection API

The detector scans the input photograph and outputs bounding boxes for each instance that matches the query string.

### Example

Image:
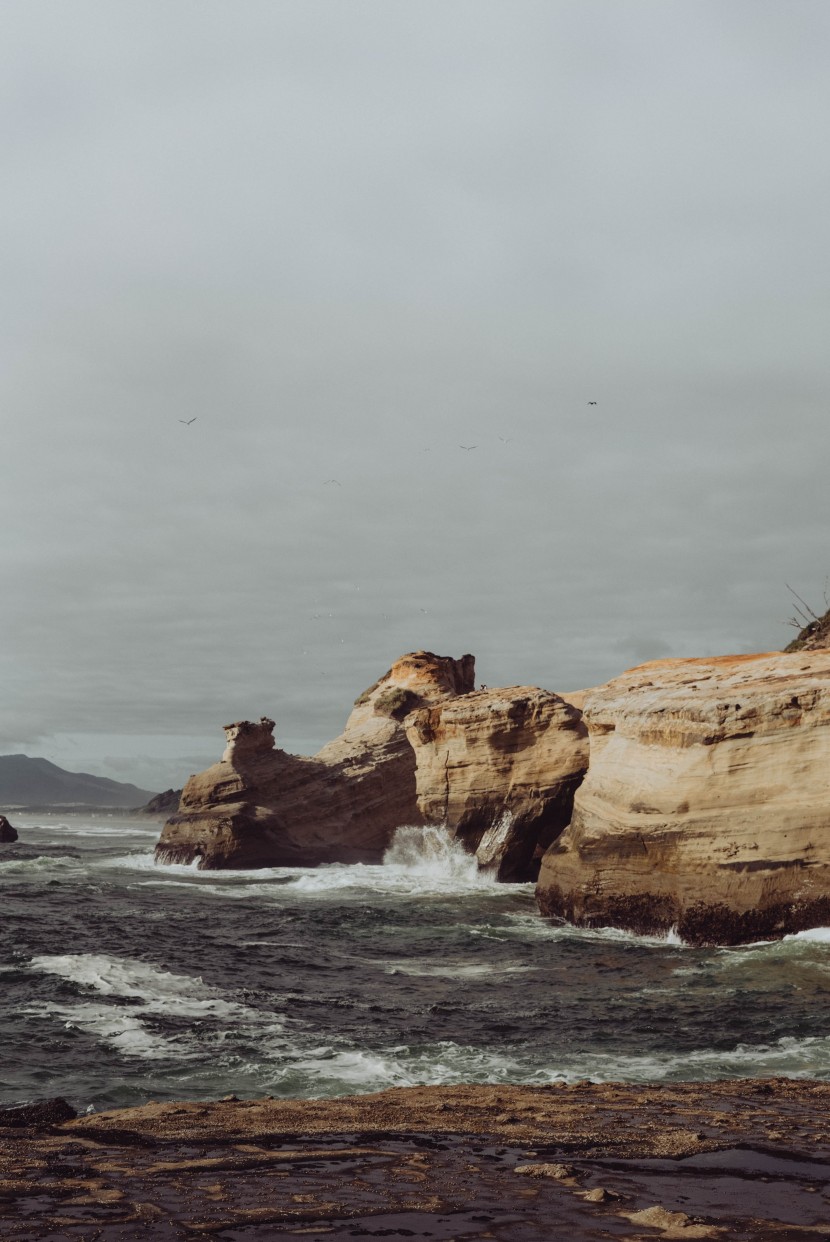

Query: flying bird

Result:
[179,418,197,425]
[459,445,477,451]
[498,436,513,443]
[323,479,342,486]
[587,401,597,406]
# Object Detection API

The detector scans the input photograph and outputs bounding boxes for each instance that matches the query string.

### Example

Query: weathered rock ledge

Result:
[537,650,830,945]
[4,1082,830,1239]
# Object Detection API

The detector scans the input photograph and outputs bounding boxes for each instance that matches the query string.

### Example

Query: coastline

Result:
[4,1080,830,1238]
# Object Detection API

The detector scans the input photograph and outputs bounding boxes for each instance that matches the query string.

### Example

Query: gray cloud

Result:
[2,1,829,786]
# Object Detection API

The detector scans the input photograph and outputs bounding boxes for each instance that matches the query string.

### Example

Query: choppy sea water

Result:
[3,814,830,1113]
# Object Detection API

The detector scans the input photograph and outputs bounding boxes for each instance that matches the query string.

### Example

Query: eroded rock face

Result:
[537,651,830,944]
[155,652,474,870]
[407,688,588,881]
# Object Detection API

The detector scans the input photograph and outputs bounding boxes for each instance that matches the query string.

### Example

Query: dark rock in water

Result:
[0,814,18,843]
[139,788,182,816]
[0,1098,76,1127]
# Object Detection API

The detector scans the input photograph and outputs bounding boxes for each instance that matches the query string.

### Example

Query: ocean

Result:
[3,814,830,1113]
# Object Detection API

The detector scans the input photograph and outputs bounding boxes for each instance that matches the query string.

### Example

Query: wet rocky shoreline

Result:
[4,1080,830,1239]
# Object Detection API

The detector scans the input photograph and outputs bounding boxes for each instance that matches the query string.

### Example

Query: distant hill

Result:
[0,755,157,809]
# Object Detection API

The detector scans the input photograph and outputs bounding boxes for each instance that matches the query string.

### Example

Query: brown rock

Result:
[139,788,182,816]
[0,814,18,843]
[406,688,588,880]
[0,1098,75,1127]
[154,652,474,869]
[537,651,830,944]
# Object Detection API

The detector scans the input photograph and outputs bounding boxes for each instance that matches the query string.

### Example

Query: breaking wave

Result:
[26,953,286,1062]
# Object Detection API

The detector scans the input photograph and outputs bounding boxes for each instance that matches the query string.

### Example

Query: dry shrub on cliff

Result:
[784,582,830,652]
[374,687,421,720]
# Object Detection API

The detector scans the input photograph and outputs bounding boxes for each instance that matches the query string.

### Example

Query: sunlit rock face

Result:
[154,652,474,870]
[537,651,830,945]
[406,688,589,882]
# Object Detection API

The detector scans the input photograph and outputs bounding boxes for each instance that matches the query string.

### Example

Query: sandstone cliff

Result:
[155,652,474,869]
[406,688,588,881]
[537,651,830,945]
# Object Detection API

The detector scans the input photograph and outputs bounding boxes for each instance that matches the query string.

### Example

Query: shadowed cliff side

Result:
[537,651,830,945]
[154,651,475,869]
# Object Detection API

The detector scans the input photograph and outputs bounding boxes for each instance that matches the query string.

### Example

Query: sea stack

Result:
[0,814,18,843]
[155,652,475,869]
[536,651,830,945]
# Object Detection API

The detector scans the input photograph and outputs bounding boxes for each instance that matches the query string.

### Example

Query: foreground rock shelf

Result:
[3,1081,830,1239]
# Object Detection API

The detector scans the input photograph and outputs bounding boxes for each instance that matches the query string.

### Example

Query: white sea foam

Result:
[27,953,286,1059]
[23,1001,182,1061]
[533,1031,830,1084]
[49,824,160,838]
[284,826,500,896]
[784,926,830,944]
[383,824,495,885]
[0,855,84,877]
[382,959,535,978]
[277,1040,528,1094]
[31,953,229,1015]
[488,913,687,947]
[104,852,200,873]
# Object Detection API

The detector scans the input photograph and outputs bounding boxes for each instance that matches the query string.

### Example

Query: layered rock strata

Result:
[155,651,474,869]
[406,688,588,880]
[537,651,830,944]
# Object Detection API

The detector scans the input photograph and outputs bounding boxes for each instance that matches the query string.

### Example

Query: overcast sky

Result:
[2,1,830,790]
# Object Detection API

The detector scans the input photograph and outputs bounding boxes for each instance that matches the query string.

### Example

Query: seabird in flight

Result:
[179,418,197,425]
[459,445,477,451]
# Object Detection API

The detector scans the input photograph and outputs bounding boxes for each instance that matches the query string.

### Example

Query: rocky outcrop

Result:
[0,814,18,843]
[155,652,475,869]
[406,688,588,881]
[537,651,830,944]
[138,788,182,816]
